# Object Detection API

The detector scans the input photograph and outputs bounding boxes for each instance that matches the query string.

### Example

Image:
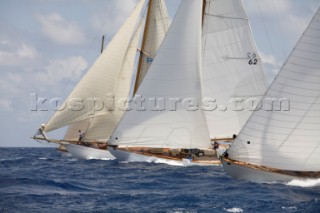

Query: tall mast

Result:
[202,0,206,24]
[133,0,153,95]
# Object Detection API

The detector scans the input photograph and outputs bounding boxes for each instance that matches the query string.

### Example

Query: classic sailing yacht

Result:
[107,0,266,166]
[33,0,170,160]
[221,7,320,182]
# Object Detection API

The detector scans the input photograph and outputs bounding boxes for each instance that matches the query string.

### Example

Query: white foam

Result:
[281,206,297,210]
[38,157,47,160]
[153,158,187,167]
[86,157,113,161]
[224,207,243,213]
[99,158,113,161]
[287,178,320,187]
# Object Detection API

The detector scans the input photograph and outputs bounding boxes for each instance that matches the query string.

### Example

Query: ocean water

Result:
[1,148,320,213]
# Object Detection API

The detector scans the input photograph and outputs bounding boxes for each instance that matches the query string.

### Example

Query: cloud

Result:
[0,99,12,111]
[243,0,292,16]
[0,41,38,66]
[260,52,276,66]
[17,44,38,59]
[36,56,88,85]
[257,0,292,15]
[36,13,86,45]
[91,0,138,35]
[259,51,282,85]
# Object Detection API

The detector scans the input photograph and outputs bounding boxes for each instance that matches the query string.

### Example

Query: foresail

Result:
[82,19,145,142]
[109,0,211,149]
[63,119,91,141]
[227,8,320,171]
[133,0,170,93]
[43,0,146,133]
[202,0,267,139]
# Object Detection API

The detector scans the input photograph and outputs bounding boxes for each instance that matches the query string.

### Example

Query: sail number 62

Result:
[247,52,258,65]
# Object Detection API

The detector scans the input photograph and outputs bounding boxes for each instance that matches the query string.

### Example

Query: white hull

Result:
[65,144,116,160]
[109,148,219,166]
[221,158,302,183]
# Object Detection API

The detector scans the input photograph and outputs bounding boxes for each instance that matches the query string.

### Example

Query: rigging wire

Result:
[254,0,283,81]
[270,0,288,62]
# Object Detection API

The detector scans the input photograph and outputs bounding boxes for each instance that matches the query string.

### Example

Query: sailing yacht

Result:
[32,0,170,160]
[107,0,267,166]
[221,7,320,182]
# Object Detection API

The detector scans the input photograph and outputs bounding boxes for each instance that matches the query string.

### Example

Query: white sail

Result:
[63,119,91,141]
[61,0,171,142]
[134,0,170,91]
[82,19,145,141]
[109,0,211,149]
[202,0,267,139]
[227,8,320,171]
[44,0,146,133]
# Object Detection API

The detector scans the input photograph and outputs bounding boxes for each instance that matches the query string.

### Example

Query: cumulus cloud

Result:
[0,42,38,66]
[36,13,86,45]
[36,56,88,85]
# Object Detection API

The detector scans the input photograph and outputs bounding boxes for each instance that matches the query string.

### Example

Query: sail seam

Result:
[205,13,248,20]
[240,132,320,142]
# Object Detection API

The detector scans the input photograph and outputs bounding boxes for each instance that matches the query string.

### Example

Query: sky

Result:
[0,0,319,147]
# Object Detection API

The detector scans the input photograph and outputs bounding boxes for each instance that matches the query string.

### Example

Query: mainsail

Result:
[202,0,267,139]
[226,7,320,172]
[109,0,211,149]
[134,0,170,93]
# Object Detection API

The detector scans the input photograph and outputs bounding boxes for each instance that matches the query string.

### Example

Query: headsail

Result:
[109,0,211,149]
[43,0,146,133]
[81,19,145,142]
[78,0,171,142]
[202,0,267,139]
[227,7,320,171]
[63,119,91,142]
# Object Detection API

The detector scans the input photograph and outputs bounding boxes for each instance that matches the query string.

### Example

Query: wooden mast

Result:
[133,0,153,95]
[202,0,207,24]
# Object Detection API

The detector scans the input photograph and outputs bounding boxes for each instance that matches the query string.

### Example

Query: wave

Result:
[38,157,47,160]
[86,157,113,161]
[224,207,243,213]
[152,158,188,167]
[286,178,320,187]
[0,157,25,163]
[0,177,96,194]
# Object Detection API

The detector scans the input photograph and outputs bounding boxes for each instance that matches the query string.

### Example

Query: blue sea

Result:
[1,148,320,212]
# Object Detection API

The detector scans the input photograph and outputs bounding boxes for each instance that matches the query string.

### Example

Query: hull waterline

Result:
[109,147,221,166]
[65,144,116,160]
[221,158,315,183]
